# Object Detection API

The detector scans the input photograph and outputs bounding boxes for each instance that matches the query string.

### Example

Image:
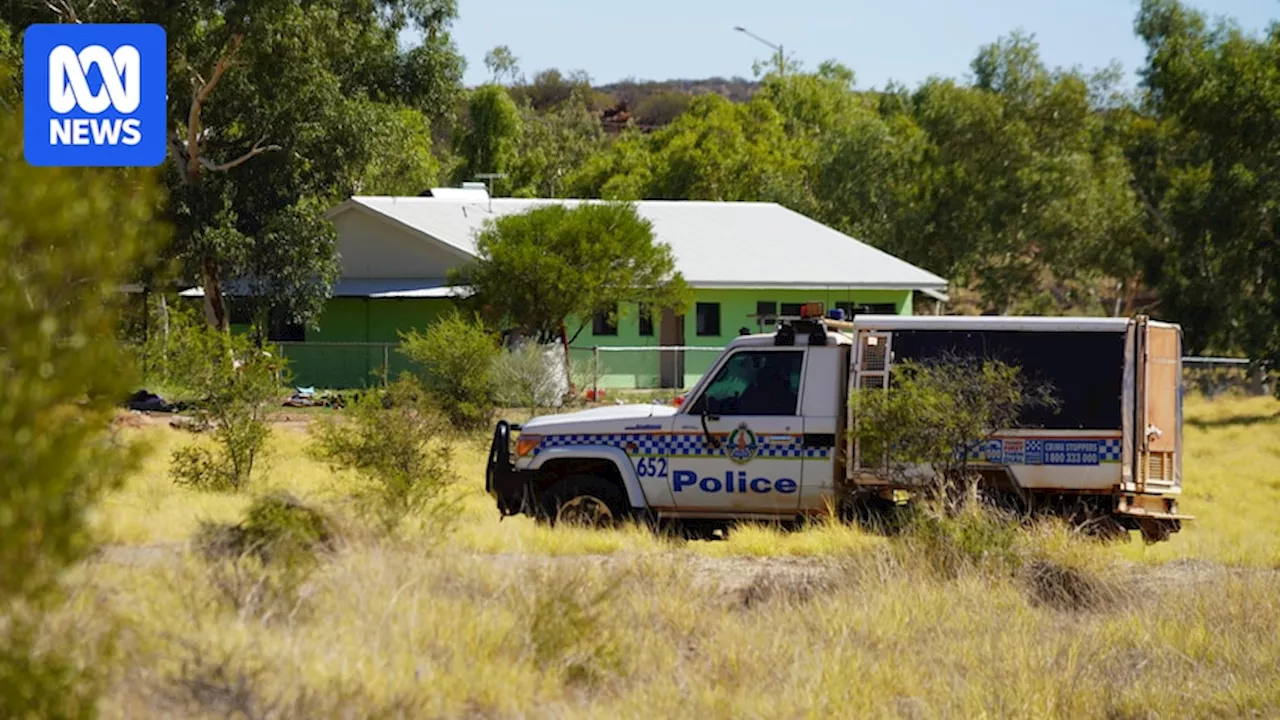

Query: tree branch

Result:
[185,33,245,182]
[47,0,80,22]
[199,138,282,173]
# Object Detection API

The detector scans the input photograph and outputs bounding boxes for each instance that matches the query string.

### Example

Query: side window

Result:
[688,350,804,416]
[593,304,618,336]
[696,302,720,337]
[638,302,654,336]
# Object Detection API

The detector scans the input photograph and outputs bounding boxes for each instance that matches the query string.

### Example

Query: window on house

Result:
[593,305,618,336]
[228,300,253,326]
[266,306,305,342]
[638,303,654,336]
[756,301,777,326]
[268,319,306,342]
[837,301,899,317]
[696,302,720,337]
[780,302,804,317]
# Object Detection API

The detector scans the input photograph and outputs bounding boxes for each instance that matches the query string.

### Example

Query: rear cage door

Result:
[849,330,893,475]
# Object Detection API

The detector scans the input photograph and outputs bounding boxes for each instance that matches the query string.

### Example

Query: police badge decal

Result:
[724,422,759,465]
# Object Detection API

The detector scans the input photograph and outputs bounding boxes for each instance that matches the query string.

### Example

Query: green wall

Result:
[277,289,912,390]
[283,297,452,389]
[570,288,913,390]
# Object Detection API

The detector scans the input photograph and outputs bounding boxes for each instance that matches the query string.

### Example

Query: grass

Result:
[60,392,1280,718]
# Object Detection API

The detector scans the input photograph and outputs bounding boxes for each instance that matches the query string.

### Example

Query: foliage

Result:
[454,203,690,381]
[0,0,463,333]
[493,342,566,413]
[849,354,1057,512]
[571,94,809,205]
[310,376,458,535]
[633,90,692,127]
[168,326,287,492]
[1135,0,1280,387]
[196,492,336,569]
[194,492,336,623]
[0,110,164,718]
[398,311,502,430]
[454,84,523,185]
[484,44,520,85]
[507,92,609,198]
[0,19,15,110]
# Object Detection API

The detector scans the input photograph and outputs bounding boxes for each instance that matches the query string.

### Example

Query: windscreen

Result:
[888,330,1125,430]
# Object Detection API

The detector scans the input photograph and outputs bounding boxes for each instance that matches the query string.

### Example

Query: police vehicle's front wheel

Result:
[543,475,627,528]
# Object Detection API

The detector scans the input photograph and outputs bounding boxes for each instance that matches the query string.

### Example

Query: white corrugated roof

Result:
[180,278,474,299]
[328,196,949,292]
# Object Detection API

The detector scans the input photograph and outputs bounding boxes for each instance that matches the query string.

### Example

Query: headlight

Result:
[515,435,542,457]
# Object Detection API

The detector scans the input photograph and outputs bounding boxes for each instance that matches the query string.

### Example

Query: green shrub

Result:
[168,325,286,492]
[309,376,459,535]
[398,310,501,430]
[195,492,336,568]
[849,353,1056,513]
[896,503,1023,578]
[0,109,164,717]
[526,567,626,687]
[194,493,336,622]
[493,342,565,413]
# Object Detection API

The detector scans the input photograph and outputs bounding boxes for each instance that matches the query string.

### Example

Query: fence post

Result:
[383,344,390,386]
[593,346,600,401]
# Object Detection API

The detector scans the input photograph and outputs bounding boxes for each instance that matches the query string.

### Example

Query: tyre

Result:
[541,474,629,528]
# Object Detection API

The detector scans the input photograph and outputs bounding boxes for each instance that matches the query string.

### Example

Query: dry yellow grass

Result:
[60,393,1280,718]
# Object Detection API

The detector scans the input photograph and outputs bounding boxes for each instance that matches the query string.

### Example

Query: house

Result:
[283,187,948,389]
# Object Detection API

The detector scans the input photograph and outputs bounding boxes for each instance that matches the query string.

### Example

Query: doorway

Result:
[659,307,685,389]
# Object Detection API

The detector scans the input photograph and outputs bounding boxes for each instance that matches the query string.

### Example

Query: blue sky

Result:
[437,0,1276,90]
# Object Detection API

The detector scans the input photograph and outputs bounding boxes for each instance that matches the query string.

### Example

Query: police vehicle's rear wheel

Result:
[543,475,627,528]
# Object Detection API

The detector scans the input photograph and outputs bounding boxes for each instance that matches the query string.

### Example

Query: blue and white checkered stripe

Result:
[533,433,829,460]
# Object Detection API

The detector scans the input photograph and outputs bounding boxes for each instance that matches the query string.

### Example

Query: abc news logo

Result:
[24,24,167,167]
[48,44,144,146]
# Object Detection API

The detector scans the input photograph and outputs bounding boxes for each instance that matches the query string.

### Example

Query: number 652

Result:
[635,457,667,477]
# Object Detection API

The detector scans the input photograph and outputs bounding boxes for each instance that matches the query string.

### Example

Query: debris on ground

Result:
[125,389,175,413]
[283,387,345,409]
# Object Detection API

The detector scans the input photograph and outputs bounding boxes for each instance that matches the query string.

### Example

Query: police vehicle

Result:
[486,304,1190,542]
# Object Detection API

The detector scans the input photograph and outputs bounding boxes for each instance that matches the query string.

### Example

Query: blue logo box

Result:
[23,23,167,167]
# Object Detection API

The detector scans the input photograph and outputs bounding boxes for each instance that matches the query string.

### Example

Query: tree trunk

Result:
[558,319,575,396]
[201,258,229,331]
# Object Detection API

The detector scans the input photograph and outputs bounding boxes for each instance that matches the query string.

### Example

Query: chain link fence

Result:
[272,341,1272,398]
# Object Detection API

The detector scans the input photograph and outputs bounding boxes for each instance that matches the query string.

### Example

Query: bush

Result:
[849,353,1056,513]
[398,310,501,430]
[309,376,458,536]
[895,503,1023,578]
[493,341,566,412]
[168,325,286,492]
[194,493,335,622]
[195,492,336,568]
[0,109,164,716]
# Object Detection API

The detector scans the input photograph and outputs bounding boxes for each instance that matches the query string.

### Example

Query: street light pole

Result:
[733,25,784,75]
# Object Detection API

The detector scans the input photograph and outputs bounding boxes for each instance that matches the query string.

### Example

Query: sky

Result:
[437,0,1277,90]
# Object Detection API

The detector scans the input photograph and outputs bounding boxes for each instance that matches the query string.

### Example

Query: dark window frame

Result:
[593,304,618,336]
[695,302,720,337]
[756,300,777,325]
[686,348,805,417]
[888,329,1125,430]
[638,303,654,337]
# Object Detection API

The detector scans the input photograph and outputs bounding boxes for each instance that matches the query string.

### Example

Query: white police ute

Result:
[486,305,1191,542]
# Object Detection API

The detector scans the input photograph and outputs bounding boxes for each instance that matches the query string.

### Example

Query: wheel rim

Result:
[557,495,614,527]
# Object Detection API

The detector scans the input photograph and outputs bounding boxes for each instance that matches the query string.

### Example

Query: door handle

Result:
[802,434,835,449]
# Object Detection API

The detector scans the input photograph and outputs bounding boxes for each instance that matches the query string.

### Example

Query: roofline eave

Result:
[684,280,950,292]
